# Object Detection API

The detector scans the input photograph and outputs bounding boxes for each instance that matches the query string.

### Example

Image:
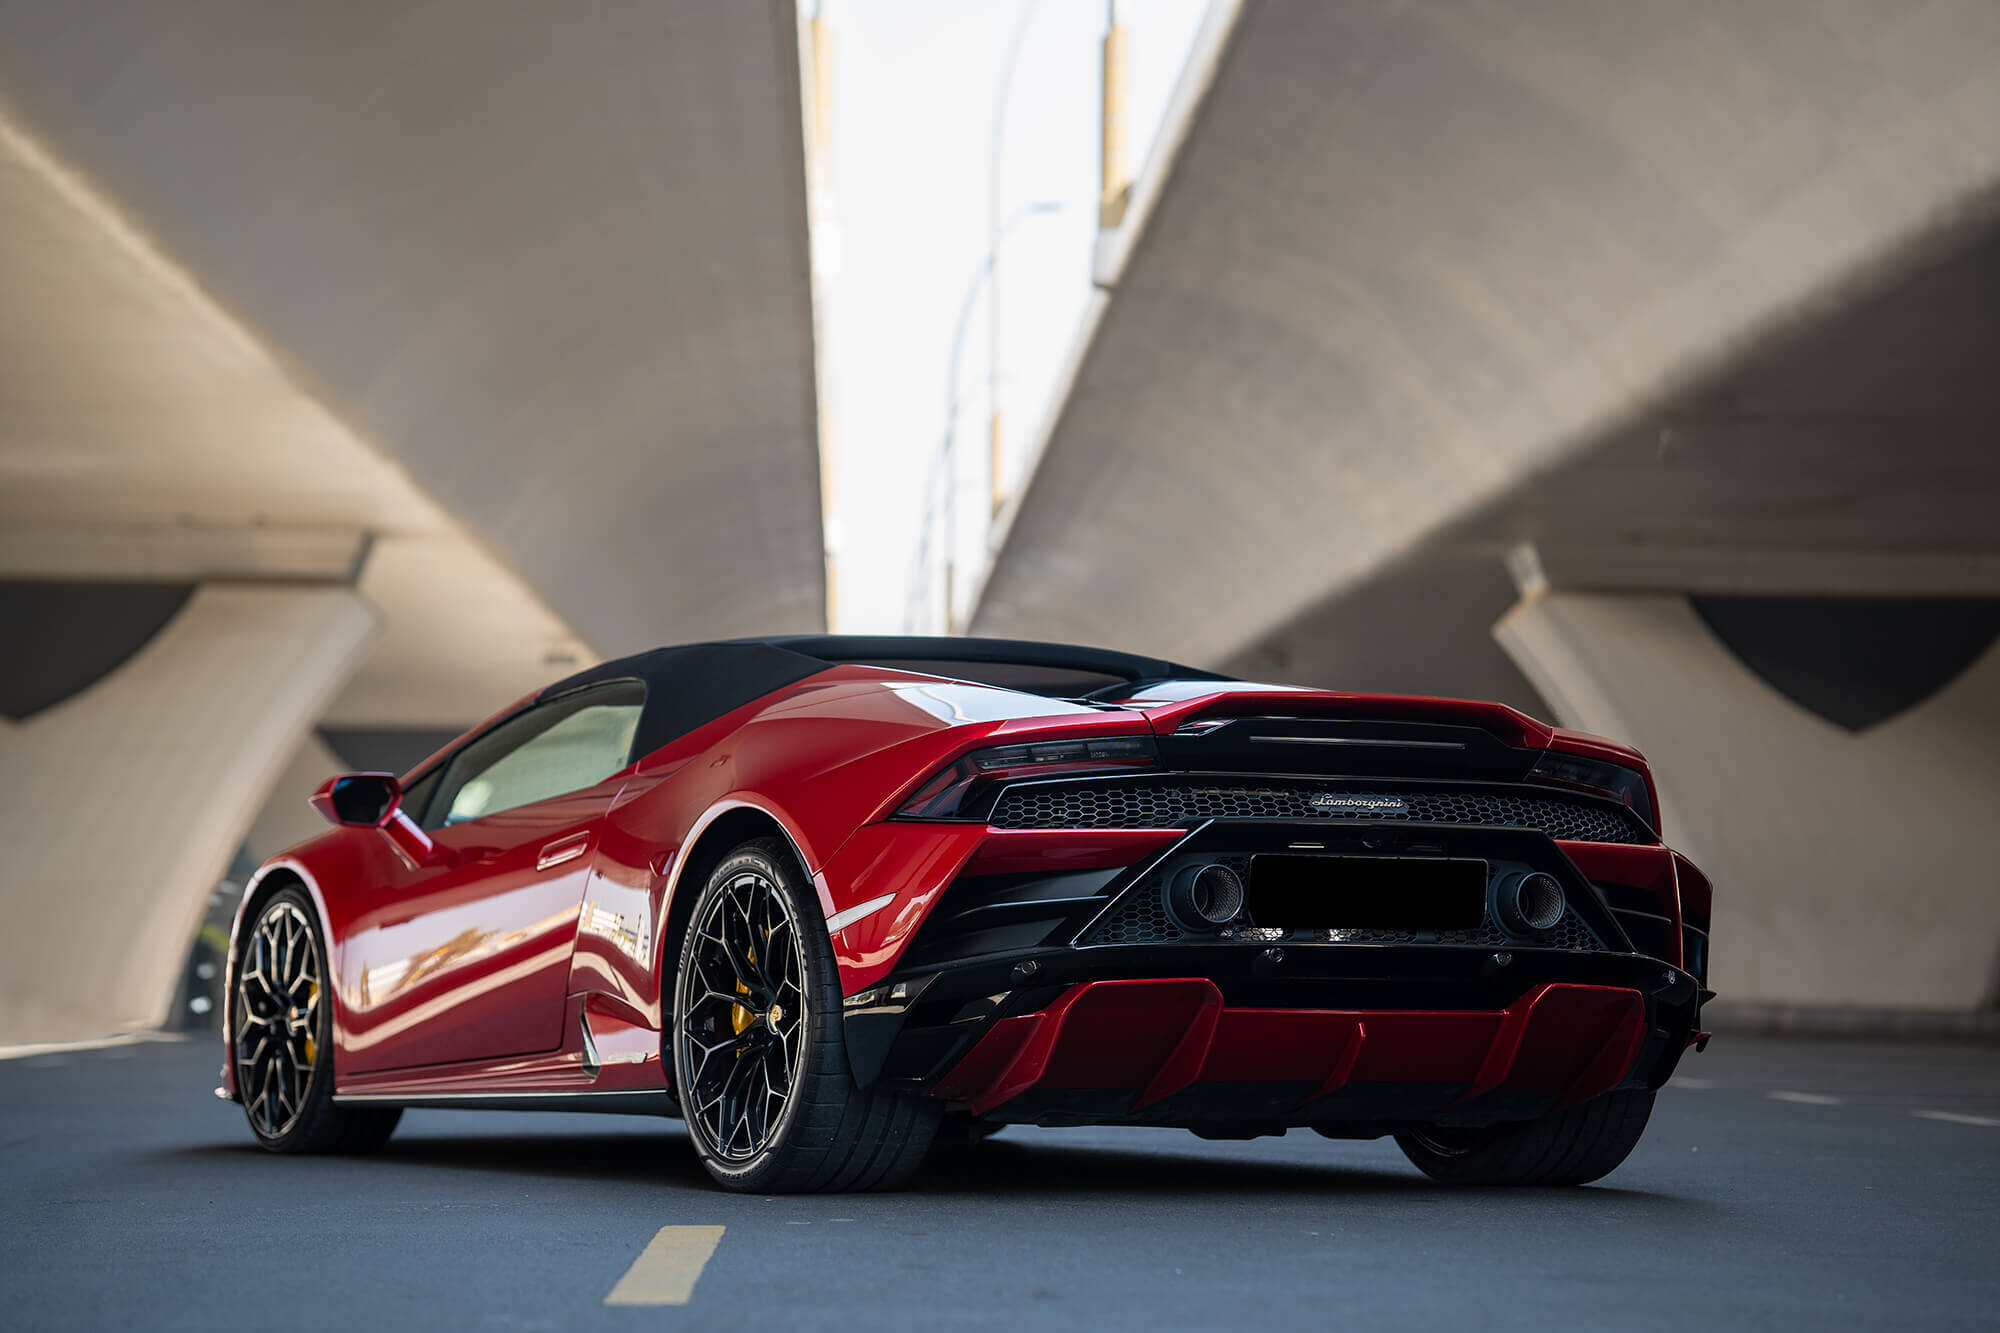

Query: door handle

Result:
[537,832,591,872]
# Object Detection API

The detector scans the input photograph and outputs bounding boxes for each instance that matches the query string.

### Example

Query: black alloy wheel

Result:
[233,887,400,1154]
[675,852,811,1163]
[671,840,939,1192]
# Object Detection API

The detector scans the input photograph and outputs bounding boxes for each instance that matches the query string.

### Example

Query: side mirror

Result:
[311,772,402,827]
[309,772,447,870]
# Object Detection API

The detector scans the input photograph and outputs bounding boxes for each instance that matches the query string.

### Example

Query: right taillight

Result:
[1529,750,1657,830]
[897,735,1157,819]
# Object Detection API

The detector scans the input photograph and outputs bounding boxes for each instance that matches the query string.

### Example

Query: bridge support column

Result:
[1495,590,2000,1013]
[0,585,374,1044]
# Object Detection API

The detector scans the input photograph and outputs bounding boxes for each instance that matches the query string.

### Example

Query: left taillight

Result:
[897,734,1158,819]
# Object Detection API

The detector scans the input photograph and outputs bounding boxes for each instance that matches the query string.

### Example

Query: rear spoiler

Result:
[1128,689,1557,752]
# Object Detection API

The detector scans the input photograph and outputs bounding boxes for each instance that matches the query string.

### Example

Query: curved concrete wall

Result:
[1496,591,2000,1011]
[0,586,374,1043]
[974,0,2000,663]
[0,1,825,651]
[242,733,347,870]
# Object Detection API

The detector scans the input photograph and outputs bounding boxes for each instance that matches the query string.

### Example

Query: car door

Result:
[338,681,645,1074]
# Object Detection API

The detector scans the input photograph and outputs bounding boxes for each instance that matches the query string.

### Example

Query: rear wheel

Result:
[233,888,400,1154]
[671,839,939,1192]
[1395,1090,1655,1186]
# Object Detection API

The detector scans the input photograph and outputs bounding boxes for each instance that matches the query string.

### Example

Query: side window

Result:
[423,681,644,829]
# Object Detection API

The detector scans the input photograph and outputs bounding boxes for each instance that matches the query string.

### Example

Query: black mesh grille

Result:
[991,778,1651,844]
[1080,852,1605,950]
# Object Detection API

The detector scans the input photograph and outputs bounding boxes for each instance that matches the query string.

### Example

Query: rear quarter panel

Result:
[567,668,1135,1021]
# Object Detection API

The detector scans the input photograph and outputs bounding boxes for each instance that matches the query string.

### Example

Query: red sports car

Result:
[221,636,1712,1191]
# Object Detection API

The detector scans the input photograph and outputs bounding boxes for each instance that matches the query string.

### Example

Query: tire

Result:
[232,887,401,1154]
[1394,1089,1655,1186]
[670,839,940,1193]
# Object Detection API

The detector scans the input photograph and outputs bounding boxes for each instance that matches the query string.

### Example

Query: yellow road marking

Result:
[604,1226,725,1306]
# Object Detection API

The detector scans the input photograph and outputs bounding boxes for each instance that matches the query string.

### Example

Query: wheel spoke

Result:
[240,966,277,1004]
[759,1035,792,1097]
[715,908,765,996]
[717,1049,760,1153]
[694,988,746,1011]
[237,1027,271,1067]
[692,941,737,995]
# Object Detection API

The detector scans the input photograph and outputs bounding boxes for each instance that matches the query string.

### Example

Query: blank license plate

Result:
[1248,855,1486,931]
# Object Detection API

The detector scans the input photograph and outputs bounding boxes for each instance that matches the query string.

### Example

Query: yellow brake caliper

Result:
[731,942,758,1036]
[302,982,319,1064]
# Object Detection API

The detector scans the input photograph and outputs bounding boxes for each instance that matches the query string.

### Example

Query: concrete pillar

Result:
[1495,591,2000,1012]
[0,585,374,1043]
[241,731,346,867]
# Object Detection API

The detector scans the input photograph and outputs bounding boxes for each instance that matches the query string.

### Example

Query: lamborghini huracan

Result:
[220,635,1713,1191]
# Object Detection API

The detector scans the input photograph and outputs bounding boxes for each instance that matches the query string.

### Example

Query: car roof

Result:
[751,635,1224,689]
[538,635,1229,759]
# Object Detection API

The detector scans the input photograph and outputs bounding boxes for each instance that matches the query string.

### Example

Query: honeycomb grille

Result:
[1080,852,1605,951]
[991,778,1649,844]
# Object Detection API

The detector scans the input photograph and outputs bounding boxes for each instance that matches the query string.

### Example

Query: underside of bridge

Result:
[972,0,2000,1013]
[0,1,824,1041]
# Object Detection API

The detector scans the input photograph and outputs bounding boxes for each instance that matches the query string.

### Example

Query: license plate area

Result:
[1248,855,1487,931]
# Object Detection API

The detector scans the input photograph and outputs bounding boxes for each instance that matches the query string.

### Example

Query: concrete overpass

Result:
[0,1,824,1042]
[972,0,2000,1016]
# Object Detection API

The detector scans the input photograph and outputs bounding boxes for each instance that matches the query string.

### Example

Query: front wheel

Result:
[1395,1089,1655,1186]
[233,888,400,1154]
[670,840,939,1192]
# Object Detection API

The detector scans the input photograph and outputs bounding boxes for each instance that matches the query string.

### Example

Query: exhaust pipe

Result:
[1496,871,1566,936]
[1166,863,1245,932]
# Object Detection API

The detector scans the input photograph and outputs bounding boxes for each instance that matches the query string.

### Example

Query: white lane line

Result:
[1913,1110,2000,1128]
[604,1226,725,1306]
[1769,1091,1845,1106]
[0,1031,185,1062]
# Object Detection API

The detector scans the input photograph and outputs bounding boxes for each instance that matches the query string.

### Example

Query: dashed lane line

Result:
[1769,1091,1845,1106]
[605,1226,725,1306]
[1913,1110,2000,1128]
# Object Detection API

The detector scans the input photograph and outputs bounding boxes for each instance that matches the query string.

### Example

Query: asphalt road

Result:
[2,1032,1997,1331]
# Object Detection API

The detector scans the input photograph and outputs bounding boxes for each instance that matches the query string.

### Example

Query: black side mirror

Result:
[312,772,402,828]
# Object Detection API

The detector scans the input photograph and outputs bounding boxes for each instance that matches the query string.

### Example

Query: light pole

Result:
[986,0,1046,523]
[914,200,1062,635]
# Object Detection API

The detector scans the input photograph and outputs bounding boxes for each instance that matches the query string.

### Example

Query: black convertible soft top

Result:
[540,635,1226,761]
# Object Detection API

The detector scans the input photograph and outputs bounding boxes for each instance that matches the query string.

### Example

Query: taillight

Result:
[897,735,1157,819]
[1529,750,1657,830]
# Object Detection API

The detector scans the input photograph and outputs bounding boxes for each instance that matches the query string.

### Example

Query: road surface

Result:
[2,1032,1996,1330]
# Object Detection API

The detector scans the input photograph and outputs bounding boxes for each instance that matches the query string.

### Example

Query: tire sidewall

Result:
[671,842,843,1191]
